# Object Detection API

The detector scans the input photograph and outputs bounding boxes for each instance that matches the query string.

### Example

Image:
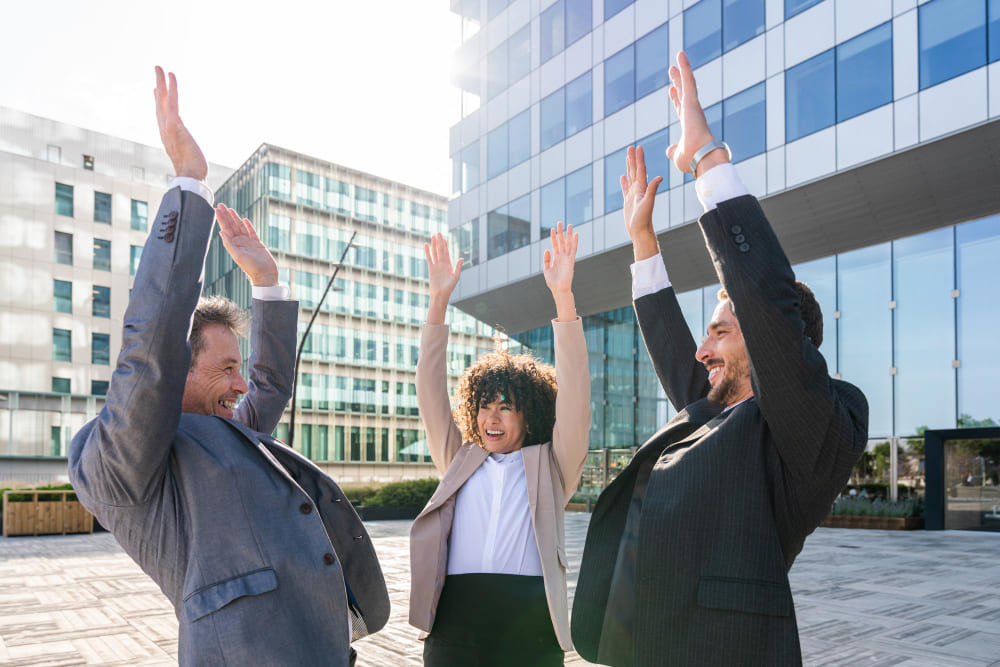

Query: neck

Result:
[725,388,753,408]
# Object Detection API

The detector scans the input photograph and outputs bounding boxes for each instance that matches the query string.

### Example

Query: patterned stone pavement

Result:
[0,514,998,666]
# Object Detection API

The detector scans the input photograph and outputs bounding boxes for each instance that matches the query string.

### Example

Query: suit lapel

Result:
[222,418,301,489]
[521,444,541,514]
[422,444,488,513]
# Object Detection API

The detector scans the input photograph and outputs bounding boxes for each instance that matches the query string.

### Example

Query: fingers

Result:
[645,176,663,201]
[423,242,433,268]
[666,143,678,162]
[242,216,261,241]
[620,174,629,198]
[678,51,698,103]
[567,224,577,259]
[439,233,452,266]
[636,146,648,187]
[627,146,636,183]
[543,248,552,271]
[168,72,179,115]
[668,82,681,118]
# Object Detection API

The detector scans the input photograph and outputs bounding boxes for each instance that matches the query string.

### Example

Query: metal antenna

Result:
[287,231,357,449]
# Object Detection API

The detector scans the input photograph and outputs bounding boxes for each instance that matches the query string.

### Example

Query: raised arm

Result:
[69,67,213,505]
[416,234,465,473]
[543,223,592,500]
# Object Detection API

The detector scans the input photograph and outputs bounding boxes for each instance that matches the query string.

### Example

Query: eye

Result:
[500,405,512,412]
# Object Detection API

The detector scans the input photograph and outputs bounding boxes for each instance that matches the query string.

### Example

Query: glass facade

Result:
[92,333,110,366]
[53,279,71,313]
[94,191,112,224]
[52,329,71,362]
[55,183,73,217]
[92,285,111,318]
[93,238,111,271]
[131,199,148,231]
[919,0,993,90]
[54,231,73,265]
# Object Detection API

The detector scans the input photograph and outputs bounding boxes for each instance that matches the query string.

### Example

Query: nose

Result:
[695,337,712,364]
[233,372,249,395]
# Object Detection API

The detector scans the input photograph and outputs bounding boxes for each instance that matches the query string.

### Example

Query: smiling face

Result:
[695,299,753,407]
[476,395,528,454]
[181,323,248,419]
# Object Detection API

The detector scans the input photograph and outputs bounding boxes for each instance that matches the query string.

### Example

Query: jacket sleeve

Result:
[68,187,215,506]
[550,317,592,503]
[697,195,869,483]
[634,286,711,411]
[233,298,298,434]
[415,323,465,474]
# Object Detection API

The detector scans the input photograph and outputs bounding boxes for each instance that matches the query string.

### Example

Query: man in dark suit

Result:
[68,67,388,666]
[571,52,869,666]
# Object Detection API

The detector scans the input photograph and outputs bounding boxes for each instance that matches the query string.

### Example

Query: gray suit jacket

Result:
[68,187,389,666]
[571,195,868,666]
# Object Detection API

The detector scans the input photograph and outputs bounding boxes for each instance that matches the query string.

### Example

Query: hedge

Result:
[362,479,439,508]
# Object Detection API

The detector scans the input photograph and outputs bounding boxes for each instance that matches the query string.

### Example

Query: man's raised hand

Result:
[216,205,279,287]
[154,66,208,182]
[665,51,729,178]
[620,145,662,261]
[543,222,579,322]
[424,233,462,325]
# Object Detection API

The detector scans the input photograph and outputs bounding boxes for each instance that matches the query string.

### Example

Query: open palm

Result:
[621,145,663,241]
[424,233,462,299]
[543,222,578,295]
[216,205,279,287]
[154,67,207,181]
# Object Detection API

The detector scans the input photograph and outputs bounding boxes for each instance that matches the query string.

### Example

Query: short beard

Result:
[706,356,750,406]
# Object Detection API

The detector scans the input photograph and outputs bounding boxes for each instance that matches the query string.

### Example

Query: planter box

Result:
[3,490,94,537]
[566,502,592,513]
[821,515,924,530]
[355,506,422,521]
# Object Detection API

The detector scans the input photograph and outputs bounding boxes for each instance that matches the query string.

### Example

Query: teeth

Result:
[708,368,721,380]
[219,400,235,410]
[486,429,503,436]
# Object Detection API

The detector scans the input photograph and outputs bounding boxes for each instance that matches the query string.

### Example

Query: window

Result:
[488,0,510,19]
[636,23,670,99]
[460,141,480,193]
[52,377,70,394]
[94,191,112,224]
[83,155,95,170]
[605,44,635,116]
[540,178,565,238]
[91,239,111,272]
[54,280,72,313]
[509,110,530,168]
[488,42,508,100]
[92,333,110,365]
[785,0,821,19]
[723,82,766,162]
[541,0,591,63]
[130,199,148,231]
[919,0,988,89]
[452,219,480,267]
[638,127,671,185]
[565,164,593,227]
[604,145,629,214]
[567,0,591,46]
[130,245,142,276]
[723,0,765,52]
[55,183,73,217]
[93,285,111,318]
[91,380,109,396]
[685,0,722,68]
[55,231,73,265]
[487,195,531,260]
[605,0,634,21]
[268,214,291,251]
[266,163,292,199]
[509,25,531,86]
[296,170,322,208]
[541,88,566,151]
[487,122,509,179]
[785,49,835,142]
[53,329,71,362]
[566,72,592,137]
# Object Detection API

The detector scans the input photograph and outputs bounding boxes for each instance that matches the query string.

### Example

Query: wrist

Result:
[694,149,730,179]
[631,232,660,263]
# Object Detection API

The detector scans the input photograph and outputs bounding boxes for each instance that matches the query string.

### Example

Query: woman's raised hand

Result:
[543,222,579,322]
[424,233,462,325]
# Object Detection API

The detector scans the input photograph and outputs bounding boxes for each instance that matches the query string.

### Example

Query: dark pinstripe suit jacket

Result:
[571,195,869,666]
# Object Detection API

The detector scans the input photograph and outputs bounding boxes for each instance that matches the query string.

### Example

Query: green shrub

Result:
[362,478,439,508]
[831,496,923,518]
[1,484,77,507]
[339,484,380,504]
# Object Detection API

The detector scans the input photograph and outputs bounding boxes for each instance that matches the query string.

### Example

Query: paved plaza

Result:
[0,514,998,666]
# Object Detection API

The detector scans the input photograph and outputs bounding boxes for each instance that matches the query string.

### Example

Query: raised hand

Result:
[216,205,279,287]
[543,222,578,322]
[424,233,462,325]
[154,66,208,182]
[621,145,663,261]
[665,51,729,178]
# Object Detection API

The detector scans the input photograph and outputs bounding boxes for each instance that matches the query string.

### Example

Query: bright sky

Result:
[0,0,461,195]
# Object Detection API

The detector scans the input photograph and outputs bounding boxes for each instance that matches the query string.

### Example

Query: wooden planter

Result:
[2,490,94,537]
[565,502,592,513]
[821,514,924,530]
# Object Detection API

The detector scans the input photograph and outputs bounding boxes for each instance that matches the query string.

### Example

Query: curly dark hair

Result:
[718,281,823,348]
[453,351,558,448]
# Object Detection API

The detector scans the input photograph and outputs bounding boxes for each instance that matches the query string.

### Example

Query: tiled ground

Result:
[0,515,998,666]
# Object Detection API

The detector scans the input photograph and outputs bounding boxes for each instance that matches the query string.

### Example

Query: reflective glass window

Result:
[488,42,507,99]
[541,87,566,150]
[605,44,635,116]
[956,214,1000,426]
[509,25,531,85]
[604,145,628,214]
[55,183,73,217]
[92,333,110,366]
[488,0,509,19]
[52,377,70,394]
[508,195,531,252]
[267,214,290,251]
[91,381,109,397]
[509,110,530,168]
[488,122,509,179]
[785,49,835,142]
[94,191,112,224]
[93,285,111,318]
[566,72,592,137]
[837,22,893,122]
[785,0,821,19]
[452,219,480,267]
[636,23,670,99]
[792,256,838,371]
[566,165,593,226]
[893,227,956,435]
[130,199,147,231]
[723,0,765,52]
[54,279,72,313]
[567,0,591,46]
[53,328,71,362]
[605,0,634,20]
[838,243,892,437]
[919,0,987,89]
[541,0,565,63]
[266,163,291,199]
[723,82,766,162]
[638,127,670,185]
[487,208,509,260]
[55,231,73,265]
[130,245,142,276]
[461,141,480,192]
[295,170,322,207]
[93,238,111,271]
[685,0,722,69]
[541,178,565,237]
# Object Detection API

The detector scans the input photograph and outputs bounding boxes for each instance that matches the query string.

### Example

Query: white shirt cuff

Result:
[630,254,671,300]
[695,163,749,212]
[170,177,214,206]
[252,284,290,301]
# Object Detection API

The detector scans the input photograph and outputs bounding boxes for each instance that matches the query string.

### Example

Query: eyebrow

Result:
[706,320,732,334]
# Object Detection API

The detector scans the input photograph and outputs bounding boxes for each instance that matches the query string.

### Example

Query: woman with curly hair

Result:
[409,223,591,666]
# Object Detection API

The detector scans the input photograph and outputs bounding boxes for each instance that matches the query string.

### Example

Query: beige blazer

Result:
[408,318,591,652]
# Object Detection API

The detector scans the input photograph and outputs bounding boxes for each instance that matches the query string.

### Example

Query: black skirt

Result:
[423,573,564,667]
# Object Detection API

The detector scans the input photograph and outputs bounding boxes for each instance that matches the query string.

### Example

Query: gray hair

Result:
[190,295,249,364]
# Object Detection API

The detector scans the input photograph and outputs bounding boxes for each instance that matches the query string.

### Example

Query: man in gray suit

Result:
[68,68,388,666]
[571,52,869,666]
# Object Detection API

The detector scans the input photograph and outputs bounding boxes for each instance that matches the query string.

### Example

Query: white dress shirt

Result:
[447,449,544,576]
[169,176,289,301]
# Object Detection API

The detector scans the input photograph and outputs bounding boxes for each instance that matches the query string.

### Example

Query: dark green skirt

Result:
[424,573,564,667]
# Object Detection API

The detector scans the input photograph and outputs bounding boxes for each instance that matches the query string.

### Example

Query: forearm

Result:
[550,317,591,500]
[235,299,298,433]
[551,290,577,322]
[634,287,709,409]
[415,324,465,472]
[426,294,448,325]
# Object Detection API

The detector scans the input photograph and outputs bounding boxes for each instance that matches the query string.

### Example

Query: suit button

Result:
[168,211,178,222]
[300,503,312,514]
[323,553,335,566]
[730,224,742,234]
[734,234,745,244]
[739,243,751,253]
[164,232,175,243]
